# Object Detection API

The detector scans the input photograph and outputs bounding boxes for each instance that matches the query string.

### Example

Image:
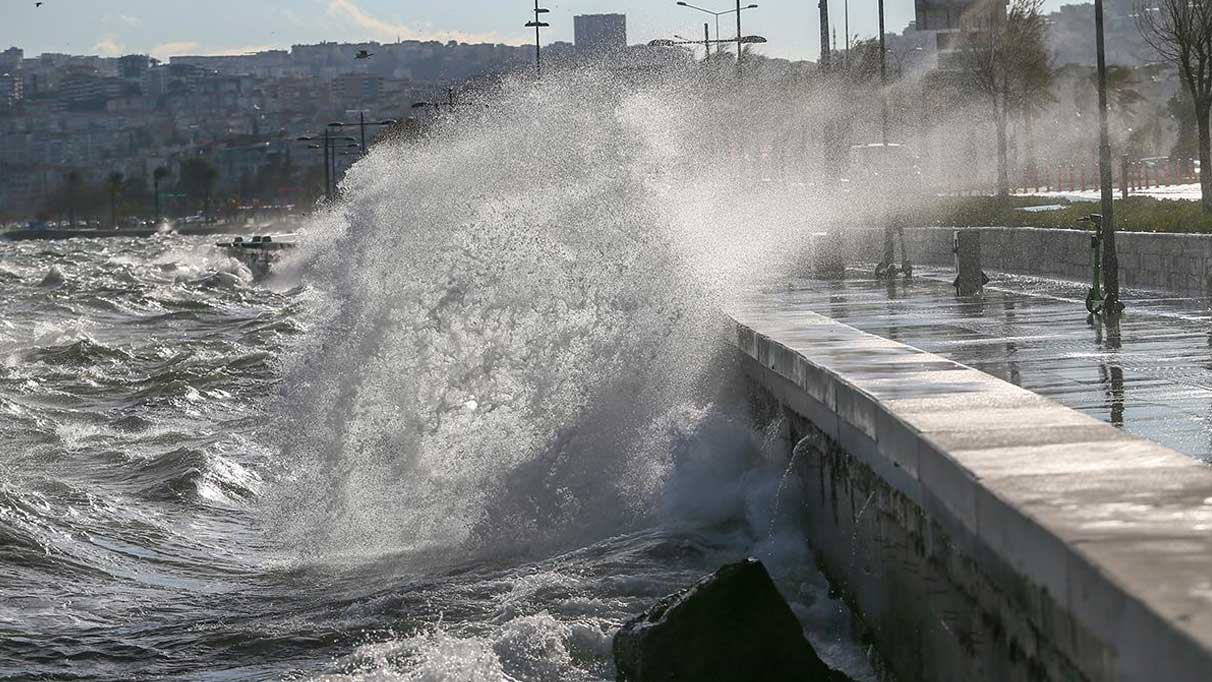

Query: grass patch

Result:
[902,196,1212,233]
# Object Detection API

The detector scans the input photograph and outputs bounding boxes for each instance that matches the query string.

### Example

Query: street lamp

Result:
[675,1,758,73]
[878,0,887,145]
[1093,0,1121,315]
[329,112,399,155]
[296,130,358,201]
[525,0,551,78]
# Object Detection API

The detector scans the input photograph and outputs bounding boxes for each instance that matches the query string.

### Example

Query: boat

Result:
[214,234,298,278]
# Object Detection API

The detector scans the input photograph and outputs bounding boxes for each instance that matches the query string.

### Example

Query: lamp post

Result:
[296,130,358,201]
[878,0,887,145]
[1094,0,1120,316]
[330,112,399,155]
[675,1,758,65]
[525,1,550,78]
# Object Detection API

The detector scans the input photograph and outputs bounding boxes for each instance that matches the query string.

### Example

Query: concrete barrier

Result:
[844,226,1212,295]
[732,298,1212,682]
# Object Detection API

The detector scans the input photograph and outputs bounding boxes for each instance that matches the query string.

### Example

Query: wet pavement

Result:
[774,269,1212,462]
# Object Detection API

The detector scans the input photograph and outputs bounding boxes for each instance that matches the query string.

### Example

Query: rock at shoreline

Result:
[613,558,854,682]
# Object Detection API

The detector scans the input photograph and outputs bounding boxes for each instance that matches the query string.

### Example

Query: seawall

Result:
[732,298,1212,681]
[846,226,1212,295]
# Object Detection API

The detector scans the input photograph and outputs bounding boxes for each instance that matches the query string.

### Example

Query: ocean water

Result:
[0,66,877,681]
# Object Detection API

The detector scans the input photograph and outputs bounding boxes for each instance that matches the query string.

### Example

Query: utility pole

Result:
[736,0,743,76]
[878,0,887,144]
[845,0,850,68]
[526,1,550,78]
[705,22,711,59]
[819,0,830,70]
[1094,0,1120,315]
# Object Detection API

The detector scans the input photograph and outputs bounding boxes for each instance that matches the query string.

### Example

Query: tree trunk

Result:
[1198,101,1212,214]
[996,94,1010,200]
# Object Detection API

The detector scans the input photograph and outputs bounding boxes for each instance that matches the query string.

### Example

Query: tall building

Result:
[118,54,151,80]
[0,47,22,74]
[574,14,627,56]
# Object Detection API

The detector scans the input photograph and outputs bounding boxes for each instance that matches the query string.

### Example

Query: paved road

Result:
[772,269,1212,462]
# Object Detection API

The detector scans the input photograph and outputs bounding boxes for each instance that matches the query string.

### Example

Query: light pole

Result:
[1094,0,1120,316]
[525,1,550,78]
[675,2,758,64]
[845,0,850,67]
[878,0,887,145]
[295,130,358,201]
[330,112,399,155]
[819,0,830,70]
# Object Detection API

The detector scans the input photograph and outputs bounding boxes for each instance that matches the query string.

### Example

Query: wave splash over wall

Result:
[265,66,819,566]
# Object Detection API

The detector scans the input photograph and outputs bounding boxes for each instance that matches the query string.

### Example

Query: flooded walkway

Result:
[769,270,1212,461]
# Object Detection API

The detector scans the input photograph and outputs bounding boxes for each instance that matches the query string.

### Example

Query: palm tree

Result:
[107,172,124,229]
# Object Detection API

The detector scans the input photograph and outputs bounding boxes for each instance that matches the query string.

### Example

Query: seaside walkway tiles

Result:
[763,270,1212,462]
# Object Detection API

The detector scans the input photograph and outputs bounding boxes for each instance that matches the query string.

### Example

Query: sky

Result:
[1,0,1077,63]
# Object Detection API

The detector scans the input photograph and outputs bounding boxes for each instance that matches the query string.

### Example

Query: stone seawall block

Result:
[897,227,1212,296]
[731,301,1212,682]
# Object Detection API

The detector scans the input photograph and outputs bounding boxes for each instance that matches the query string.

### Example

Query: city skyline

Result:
[0,0,1079,63]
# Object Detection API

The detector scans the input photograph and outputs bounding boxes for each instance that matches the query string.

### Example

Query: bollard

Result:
[953,230,986,296]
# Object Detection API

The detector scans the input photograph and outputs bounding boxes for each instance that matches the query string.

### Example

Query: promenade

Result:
[771,269,1212,461]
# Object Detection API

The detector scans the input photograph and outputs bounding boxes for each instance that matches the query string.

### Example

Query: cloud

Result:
[149,41,278,61]
[150,41,200,60]
[324,0,515,44]
[119,15,142,27]
[94,36,126,56]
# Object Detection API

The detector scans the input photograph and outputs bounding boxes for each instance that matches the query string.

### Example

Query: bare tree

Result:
[958,0,1052,200]
[1137,0,1212,213]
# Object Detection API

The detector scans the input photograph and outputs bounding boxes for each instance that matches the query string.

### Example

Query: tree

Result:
[179,157,219,220]
[958,0,1053,200]
[107,171,124,228]
[1137,0,1212,213]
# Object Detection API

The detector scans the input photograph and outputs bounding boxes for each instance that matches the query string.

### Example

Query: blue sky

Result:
[1,0,1075,62]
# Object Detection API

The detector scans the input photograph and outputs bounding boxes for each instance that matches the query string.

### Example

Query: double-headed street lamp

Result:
[675,1,758,72]
[525,1,551,78]
[295,129,359,202]
[329,112,398,155]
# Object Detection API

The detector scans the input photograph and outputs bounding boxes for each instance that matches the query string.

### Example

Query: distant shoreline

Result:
[2,222,278,242]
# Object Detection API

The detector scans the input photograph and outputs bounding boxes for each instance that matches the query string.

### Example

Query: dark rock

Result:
[613,558,854,682]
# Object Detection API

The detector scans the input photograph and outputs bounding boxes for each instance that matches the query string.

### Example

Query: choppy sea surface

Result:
[0,234,876,682]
